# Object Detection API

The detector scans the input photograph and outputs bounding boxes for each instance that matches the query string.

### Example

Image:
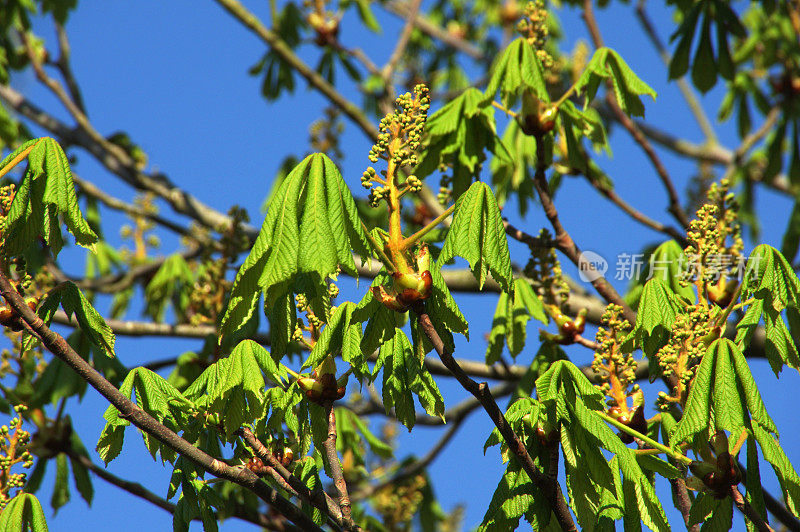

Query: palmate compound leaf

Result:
[535,360,669,531]
[96,368,192,465]
[573,47,657,118]
[753,424,800,517]
[184,339,283,438]
[439,181,513,293]
[478,460,553,531]
[671,339,777,449]
[377,328,445,430]
[3,137,97,256]
[736,244,800,374]
[486,277,547,364]
[37,281,115,358]
[414,88,510,199]
[630,278,685,359]
[219,153,371,346]
[482,37,549,107]
[0,493,49,532]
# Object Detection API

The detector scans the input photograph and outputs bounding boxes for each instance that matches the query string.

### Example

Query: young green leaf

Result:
[378,328,444,429]
[631,278,684,358]
[439,181,513,293]
[483,38,549,107]
[37,281,115,357]
[4,137,97,256]
[415,88,509,198]
[574,48,657,117]
[220,153,370,346]
[144,253,194,322]
[486,278,547,363]
[0,493,49,532]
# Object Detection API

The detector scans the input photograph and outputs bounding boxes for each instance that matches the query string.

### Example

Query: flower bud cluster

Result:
[517,1,553,70]
[592,305,636,390]
[524,229,570,308]
[682,178,743,285]
[655,304,715,409]
[0,405,34,508]
[364,85,430,206]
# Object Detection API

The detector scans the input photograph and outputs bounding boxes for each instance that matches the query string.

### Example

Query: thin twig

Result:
[236,427,348,531]
[54,23,86,115]
[322,402,355,526]
[383,1,487,61]
[0,83,250,235]
[213,0,377,142]
[73,174,218,249]
[411,302,577,532]
[382,0,423,86]
[65,449,296,530]
[669,476,698,532]
[530,133,638,325]
[732,485,775,532]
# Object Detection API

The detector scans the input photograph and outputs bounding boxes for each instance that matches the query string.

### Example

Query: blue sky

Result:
[6,0,799,530]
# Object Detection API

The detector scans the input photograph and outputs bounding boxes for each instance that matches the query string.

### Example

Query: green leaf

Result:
[486,278,547,363]
[353,0,381,33]
[67,435,94,506]
[627,240,695,308]
[0,493,49,532]
[691,16,717,93]
[631,279,684,358]
[743,244,800,313]
[636,454,682,479]
[377,328,444,429]
[439,181,513,292]
[479,461,547,531]
[51,453,70,512]
[574,48,656,117]
[416,88,508,198]
[144,253,194,322]
[535,360,604,411]
[753,424,800,516]
[427,257,469,338]
[220,154,370,346]
[483,38,549,107]
[38,282,115,357]
[185,340,268,438]
[673,339,776,447]
[668,3,702,79]
[5,137,97,256]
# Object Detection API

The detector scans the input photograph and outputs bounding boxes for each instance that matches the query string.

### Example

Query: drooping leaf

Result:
[37,282,115,357]
[574,47,657,117]
[486,277,547,363]
[4,137,97,256]
[220,153,370,346]
[377,328,444,429]
[0,493,49,532]
[483,38,549,107]
[439,181,513,292]
[416,88,509,198]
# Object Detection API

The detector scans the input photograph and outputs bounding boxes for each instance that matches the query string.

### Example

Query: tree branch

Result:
[212,0,378,142]
[0,272,323,532]
[236,427,348,531]
[322,402,355,527]
[411,302,577,532]
[64,449,298,530]
[382,0,423,85]
[732,485,775,532]
[530,133,637,325]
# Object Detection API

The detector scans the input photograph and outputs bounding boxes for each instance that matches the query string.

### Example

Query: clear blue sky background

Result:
[6,0,798,530]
